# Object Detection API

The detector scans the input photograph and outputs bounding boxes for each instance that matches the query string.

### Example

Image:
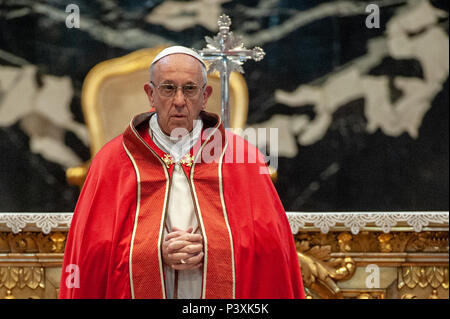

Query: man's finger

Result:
[167,239,202,252]
[171,262,203,271]
[165,231,184,241]
[168,252,193,261]
[185,252,204,265]
[176,244,203,254]
[165,231,201,242]
[167,240,194,252]
[168,243,203,255]
[168,250,203,261]
[174,233,203,243]
[172,251,204,266]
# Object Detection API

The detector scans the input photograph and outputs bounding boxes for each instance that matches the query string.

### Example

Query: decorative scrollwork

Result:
[296,235,356,298]
[2,212,447,235]
[0,213,72,234]
[287,212,449,234]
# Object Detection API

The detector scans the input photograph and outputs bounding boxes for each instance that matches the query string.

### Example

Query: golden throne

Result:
[66,46,250,187]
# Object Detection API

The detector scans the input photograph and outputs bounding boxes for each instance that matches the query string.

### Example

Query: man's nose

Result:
[173,87,186,106]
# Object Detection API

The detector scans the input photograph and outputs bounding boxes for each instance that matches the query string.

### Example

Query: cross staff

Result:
[198,14,265,128]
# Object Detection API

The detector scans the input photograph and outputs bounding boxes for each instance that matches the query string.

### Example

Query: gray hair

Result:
[149,56,208,85]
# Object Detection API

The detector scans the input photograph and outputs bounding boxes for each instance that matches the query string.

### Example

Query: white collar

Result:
[149,113,203,162]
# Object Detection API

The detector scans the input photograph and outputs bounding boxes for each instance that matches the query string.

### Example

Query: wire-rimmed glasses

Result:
[150,81,206,98]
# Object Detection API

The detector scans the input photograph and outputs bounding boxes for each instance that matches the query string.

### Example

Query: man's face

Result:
[144,54,212,136]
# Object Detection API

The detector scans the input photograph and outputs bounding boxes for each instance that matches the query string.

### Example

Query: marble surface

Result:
[0,0,448,212]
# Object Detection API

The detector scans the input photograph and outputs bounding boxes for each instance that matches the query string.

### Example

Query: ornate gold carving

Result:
[0,232,67,253]
[37,232,67,253]
[406,232,449,252]
[378,233,393,252]
[401,293,417,299]
[0,267,45,298]
[314,289,386,299]
[4,289,16,299]
[295,231,448,253]
[296,236,356,298]
[337,233,352,252]
[21,267,45,290]
[354,291,386,299]
[296,233,340,252]
[398,266,449,290]
[49,232,66,253]
[0,233,8,252]
[349,231,379,252]
[400,290,445,299]
[295,229,448,299]
[429,289,439,299]
[6,233,38,253]
[0,267,19,290]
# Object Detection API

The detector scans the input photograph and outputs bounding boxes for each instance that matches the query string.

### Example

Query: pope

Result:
[59,46,305,299]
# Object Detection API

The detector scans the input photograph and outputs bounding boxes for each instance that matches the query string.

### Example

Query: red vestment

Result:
[59,111,305,299]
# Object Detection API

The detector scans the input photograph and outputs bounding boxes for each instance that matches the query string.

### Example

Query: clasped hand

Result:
[162,226,204,270]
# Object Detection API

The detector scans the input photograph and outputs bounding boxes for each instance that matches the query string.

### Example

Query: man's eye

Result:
[183,86,196,92]
[161,85,176,92]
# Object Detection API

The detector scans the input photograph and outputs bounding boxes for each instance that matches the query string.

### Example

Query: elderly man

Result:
[59,46,305,299]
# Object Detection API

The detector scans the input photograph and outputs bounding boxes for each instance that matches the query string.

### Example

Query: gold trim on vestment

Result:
[128,118,171,299]
[122,141,140,299]
[218,138,236,299]
[189,121,223,299]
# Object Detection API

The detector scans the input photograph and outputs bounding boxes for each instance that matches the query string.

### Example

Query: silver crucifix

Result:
[198,14,265,128]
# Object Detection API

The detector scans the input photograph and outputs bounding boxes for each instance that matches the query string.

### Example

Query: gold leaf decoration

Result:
[443,268,449,289]
[296,239,356,298]
[21,267,44,290]
[337,233,352,252]
[378,233,393,252]
[50,232,66,253]
[400,266,449,290]
[0,267,19,290]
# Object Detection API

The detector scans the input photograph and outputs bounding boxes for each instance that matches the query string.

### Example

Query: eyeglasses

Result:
[150,81,206,98]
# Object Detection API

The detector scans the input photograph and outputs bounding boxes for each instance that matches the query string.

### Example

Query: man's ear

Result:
[201,85,213,110]
[144,83,154,105]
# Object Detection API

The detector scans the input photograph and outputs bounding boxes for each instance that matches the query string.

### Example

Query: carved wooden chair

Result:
[66,46,250,187]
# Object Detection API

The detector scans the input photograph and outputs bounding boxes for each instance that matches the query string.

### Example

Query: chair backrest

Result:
[82,47,249,156]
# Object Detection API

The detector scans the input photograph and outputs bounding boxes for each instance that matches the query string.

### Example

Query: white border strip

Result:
[287,211,449,234]
[189,123,221,299]
[189,171,207,299]
[129,120,169,299]
[123,142,140,299]
[1,212,448,235]
[218,139,236,299]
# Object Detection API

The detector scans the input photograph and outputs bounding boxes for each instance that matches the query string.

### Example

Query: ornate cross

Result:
[198,14,265,128]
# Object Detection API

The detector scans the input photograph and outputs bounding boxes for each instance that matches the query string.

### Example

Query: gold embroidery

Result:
[180,154,194,167]
[162,154,174,168]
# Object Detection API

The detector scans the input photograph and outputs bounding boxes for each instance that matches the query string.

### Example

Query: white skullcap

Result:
[151,46,206,68]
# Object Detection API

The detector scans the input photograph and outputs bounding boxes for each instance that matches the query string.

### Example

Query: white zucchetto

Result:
[150,46,206,68]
